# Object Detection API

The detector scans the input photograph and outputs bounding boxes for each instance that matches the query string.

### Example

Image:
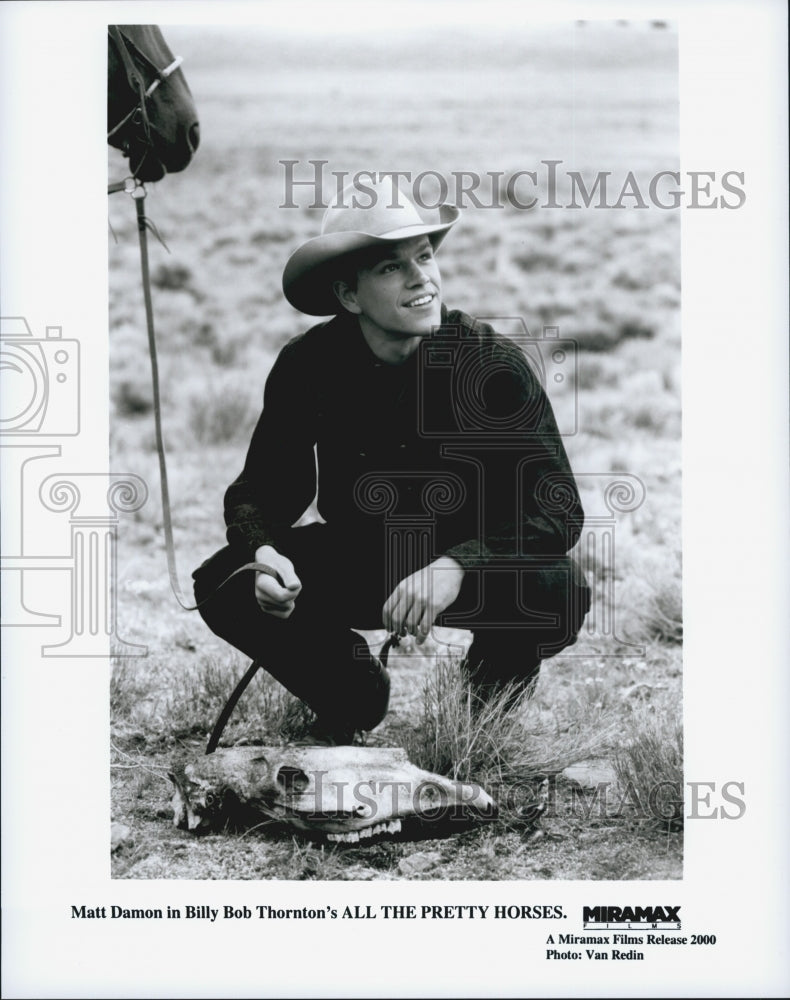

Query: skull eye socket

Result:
[276,766,310,794]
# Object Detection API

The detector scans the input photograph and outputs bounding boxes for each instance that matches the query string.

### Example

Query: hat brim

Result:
[282,205,460,316]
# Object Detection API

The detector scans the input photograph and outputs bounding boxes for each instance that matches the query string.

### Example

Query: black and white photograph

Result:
[2,1,788,997]
[107,17,684,880]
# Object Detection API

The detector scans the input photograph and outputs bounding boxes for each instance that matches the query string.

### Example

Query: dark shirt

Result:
[224,307,584,570]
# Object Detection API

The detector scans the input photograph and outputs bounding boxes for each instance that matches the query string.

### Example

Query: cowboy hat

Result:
[282,179,460,316]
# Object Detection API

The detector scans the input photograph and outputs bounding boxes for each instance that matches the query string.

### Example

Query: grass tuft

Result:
[111,655,313,747]
[188,382,257,444]
[111,658,154,719]
[165,658,314,744]
[614,709,683,829]
[151,262,193,291]
[403,658,620,789]
[115,378,153,417]
[639,585,683,644]
[626,563,683,645]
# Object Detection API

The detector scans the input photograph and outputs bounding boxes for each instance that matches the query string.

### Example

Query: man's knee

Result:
[192,544,269,658]
[443,555,590,640]
[459,555,590,696]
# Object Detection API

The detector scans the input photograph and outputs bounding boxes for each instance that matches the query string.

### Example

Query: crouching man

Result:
[194,180,590,744]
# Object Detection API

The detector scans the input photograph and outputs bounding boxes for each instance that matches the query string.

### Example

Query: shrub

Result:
[115,378,153,417]
[111,658,153,720]
[165,657,313,744]
[625,559,683,645]
[403,658,619,787]
[189,382,257,444]
[151,263,193,291]
[614,710,683,829]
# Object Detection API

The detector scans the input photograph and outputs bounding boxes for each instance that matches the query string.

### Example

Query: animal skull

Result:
[169,745,497,843]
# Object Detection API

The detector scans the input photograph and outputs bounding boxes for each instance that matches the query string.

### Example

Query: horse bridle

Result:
[107,26,184,149]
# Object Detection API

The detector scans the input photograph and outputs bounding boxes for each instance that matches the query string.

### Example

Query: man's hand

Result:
[254,545,302,618]
[382,556,465,644]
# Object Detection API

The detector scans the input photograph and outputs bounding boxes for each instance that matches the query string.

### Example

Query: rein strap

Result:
[133,191,281,613]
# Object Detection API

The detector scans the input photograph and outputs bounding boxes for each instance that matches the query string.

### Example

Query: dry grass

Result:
[620,552,683,645]
[112,652,314,747]
[187,379,258,445]
[403,658,619,786]
[614,708,684,829]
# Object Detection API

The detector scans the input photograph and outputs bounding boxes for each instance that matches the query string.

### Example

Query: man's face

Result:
[336,236,442,341]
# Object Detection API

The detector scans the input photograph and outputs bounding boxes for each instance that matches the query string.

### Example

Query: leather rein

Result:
[107,35,314,749]
[109,172,287,752]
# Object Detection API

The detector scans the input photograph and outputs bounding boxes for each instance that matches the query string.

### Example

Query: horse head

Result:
[108,25,199,183]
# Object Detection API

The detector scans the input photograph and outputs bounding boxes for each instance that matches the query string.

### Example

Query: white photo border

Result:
[1,1,787,997]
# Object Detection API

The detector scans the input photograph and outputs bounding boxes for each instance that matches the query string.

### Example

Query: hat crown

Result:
[322,180,426,237]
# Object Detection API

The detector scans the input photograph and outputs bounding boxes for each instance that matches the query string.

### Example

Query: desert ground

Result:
[109,20,682,879]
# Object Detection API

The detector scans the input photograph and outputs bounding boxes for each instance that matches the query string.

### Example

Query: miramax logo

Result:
[583,906,681,930]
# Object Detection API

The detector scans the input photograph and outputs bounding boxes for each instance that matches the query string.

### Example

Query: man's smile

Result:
[404,292,436,308]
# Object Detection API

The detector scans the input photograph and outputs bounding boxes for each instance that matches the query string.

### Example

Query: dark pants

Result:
[193,523,590,731]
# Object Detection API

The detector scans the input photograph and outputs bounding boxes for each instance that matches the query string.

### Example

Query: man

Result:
[194,180,590,743]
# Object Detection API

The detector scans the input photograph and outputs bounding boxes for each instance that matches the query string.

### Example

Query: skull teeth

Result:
[326,819,402,843]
